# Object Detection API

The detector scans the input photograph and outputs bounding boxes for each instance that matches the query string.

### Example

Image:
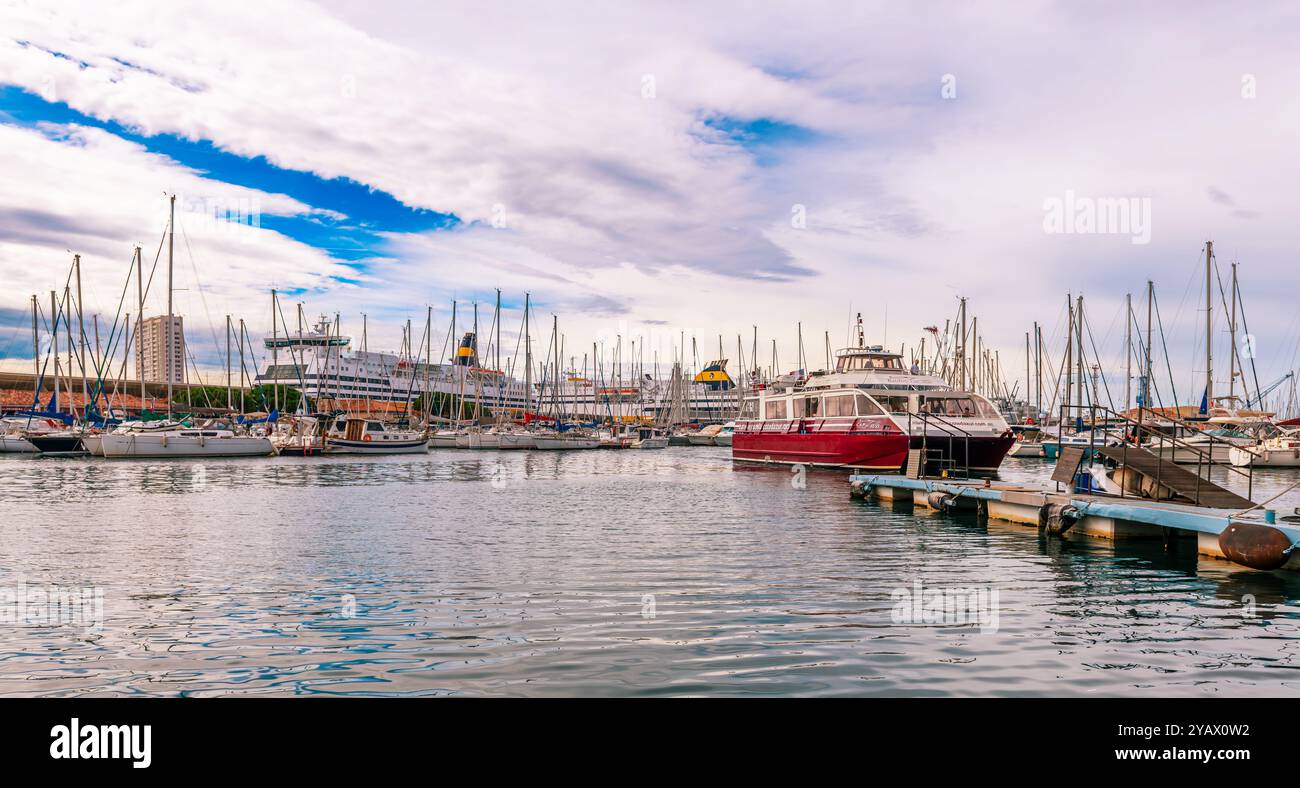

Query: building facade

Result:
[135,315,186,384]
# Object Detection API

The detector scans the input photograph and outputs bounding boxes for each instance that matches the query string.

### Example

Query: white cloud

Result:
[2,0,1298,400]
[0,121,355,370]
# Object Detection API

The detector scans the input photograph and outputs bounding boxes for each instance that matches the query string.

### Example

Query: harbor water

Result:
[2,449,1300,697]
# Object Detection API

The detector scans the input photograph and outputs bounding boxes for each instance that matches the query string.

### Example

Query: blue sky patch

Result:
[698,114,822,166]
[0,85,458,262]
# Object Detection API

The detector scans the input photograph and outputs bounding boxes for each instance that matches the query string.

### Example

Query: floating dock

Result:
[848,474,1300,572]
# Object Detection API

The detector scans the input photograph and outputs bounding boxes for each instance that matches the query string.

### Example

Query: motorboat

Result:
[732,314,1012,472]
[324,416,429,454]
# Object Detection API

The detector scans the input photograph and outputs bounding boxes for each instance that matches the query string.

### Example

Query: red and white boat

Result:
[732,317,1015,474]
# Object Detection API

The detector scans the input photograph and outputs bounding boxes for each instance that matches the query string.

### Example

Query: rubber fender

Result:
[1219,522,1294,571]
[1038,503,1080,535]
[926,491,954,511]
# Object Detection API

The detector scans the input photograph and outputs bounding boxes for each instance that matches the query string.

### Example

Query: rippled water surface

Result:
[2,448,1300,697]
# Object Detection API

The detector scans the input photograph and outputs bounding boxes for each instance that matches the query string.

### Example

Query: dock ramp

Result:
[1057,444,1253,509]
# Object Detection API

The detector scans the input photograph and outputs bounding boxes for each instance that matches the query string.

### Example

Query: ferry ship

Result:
[256,316,742,421]
[732,316,1015,474]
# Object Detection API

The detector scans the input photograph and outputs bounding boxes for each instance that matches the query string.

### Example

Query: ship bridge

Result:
[264,316,351,350]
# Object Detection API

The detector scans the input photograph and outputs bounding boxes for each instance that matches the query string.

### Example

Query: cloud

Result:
[1,0,1297,401]
[0,121,357,369]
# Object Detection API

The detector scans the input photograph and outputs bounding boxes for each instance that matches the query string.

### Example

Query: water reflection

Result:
[0,448,1298,696]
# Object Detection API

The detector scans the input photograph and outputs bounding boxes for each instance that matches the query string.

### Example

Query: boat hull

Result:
[533,436,600,449]
[275,441,327,456]
[82,434,105,456]
[0,435,38,453]
[325,437,429,454]
[732,429,909,469]
[1229,445,1300,468]
[1008,440,1044,458]
[909,434,1016,473]
[428,433,460,448]
[497,433,536,449]
[1147,442,1243,465]
[26,434,87,455]
[713,433,733,447]
[100,434,275,458]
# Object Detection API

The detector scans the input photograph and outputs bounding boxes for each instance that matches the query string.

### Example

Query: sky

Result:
[0,0,1298,410]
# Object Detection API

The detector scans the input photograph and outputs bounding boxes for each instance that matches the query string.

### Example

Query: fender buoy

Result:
[1038,503,1080,535]
[1219,522,1293,570]
[926,491,955,512]
[362,434,372,442]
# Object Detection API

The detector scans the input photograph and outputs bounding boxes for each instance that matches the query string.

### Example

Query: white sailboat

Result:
[100,423,274,458]
[1229,429,1300,468]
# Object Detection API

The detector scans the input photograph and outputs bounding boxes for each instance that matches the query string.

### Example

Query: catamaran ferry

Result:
[256,316,741,421]
[733,316,1015,474]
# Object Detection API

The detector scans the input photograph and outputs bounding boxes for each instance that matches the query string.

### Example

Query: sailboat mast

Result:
[1229,261,1238,402]
[31,294,38,408]
[226,314,233,410]
[271,288,279,413]
[1205,240,1214,410]
[1034,322,1042,419]
[1075,295,1084,421]
[1063,294,1073,421]
[134,245,144,410]
[1142,281,1153,426]
[64,286,73,416]
[51,290,59,414]
[239,318,247,413]
[958,297,967,391]
[425,305,432,428]
[74,253,87,412]
[362,312,369,418]
[166,194,175,420]
[523,294,531,420]
[1125,293,1132,411]
[1025,331,1031,421]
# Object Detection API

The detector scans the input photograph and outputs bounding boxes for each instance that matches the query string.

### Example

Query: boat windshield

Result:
[918,395,999,419]
[837,354,904,372]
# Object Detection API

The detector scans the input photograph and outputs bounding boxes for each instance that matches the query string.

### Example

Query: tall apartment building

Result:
[135,315,186,384]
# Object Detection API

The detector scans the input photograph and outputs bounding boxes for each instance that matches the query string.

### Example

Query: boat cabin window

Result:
[918,395,996,418]
[855,394,885,416]
[803,396,819,417]
[764,399,788,419]
[837,354,904,372]
[823,395,854,417]
[878,396,910,414]
[739,399,758,419]
[367,421,384,432]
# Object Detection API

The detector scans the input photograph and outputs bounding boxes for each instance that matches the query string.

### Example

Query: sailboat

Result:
[100,422,275,458]
[530,315,599,449]
[25,283,89,456]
